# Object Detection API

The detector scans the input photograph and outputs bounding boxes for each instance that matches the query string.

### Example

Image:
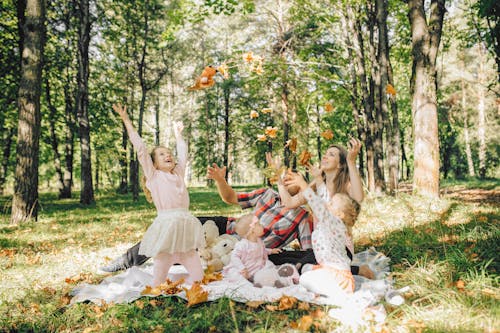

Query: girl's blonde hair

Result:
[140,146,173,203]
[329,193,360,236]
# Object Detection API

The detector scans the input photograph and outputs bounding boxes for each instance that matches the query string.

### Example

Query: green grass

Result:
[0,181,498,332]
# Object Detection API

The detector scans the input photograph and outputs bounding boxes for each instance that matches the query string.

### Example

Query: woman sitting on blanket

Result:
[223,214,282,282]
[278,167,360,302]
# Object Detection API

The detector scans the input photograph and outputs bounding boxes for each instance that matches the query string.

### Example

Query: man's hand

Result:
[207,163,227,182]
[112,103,127,118]
[347,138,362,164]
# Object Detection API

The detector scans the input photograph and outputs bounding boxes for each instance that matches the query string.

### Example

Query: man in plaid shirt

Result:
[207,164,313,250]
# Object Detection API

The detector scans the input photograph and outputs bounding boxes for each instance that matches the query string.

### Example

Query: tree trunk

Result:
[60,84,75,199]
[11,0,45,224]
[461,78,475,177]
[0,127,15,196]
[477,44,487,179]
[45,77,65,193]
[408,0,445,197]
[387,57,400,193]
[223,85,230,181]
[76,0,94,205]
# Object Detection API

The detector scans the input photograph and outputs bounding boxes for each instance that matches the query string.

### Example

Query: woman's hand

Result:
[347,138,362,164]
[265,152,282,170]
[307,164,323,181]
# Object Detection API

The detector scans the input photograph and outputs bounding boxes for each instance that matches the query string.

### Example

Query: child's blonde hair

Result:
[141,146,174,203]
[234,214,257,238]
[329,193,360,235]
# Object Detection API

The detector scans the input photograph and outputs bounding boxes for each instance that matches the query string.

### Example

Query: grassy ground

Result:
[0,181,498,333]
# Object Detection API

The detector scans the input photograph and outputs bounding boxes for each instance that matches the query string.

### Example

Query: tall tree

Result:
[408,0,446,197]
[11,0,46,223]
[76,0,94,204]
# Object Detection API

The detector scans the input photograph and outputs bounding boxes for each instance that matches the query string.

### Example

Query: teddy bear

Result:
[206,234,238,272]
[199,220,220,266]
[252,263,300,288]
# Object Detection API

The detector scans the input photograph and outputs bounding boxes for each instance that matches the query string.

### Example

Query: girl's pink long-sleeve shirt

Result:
[129,130,189,211]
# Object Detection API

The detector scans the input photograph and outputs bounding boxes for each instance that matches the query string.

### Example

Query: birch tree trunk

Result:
[408,0,446,197]
[11,0,45,224]
[461,78,475,177]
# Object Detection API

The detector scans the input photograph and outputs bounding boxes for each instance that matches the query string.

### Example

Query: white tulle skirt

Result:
[138,209,205,257]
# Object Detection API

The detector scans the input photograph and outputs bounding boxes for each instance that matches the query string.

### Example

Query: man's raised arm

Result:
[206,163,238,205]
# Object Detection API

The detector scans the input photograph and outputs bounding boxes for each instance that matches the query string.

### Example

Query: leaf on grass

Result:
[135,300,144,309]
[297,301,310,310]
[184,282,208,307]
[201,271,223,284]
[243,51,254,63]
[325,102,334,112]
[456,280,465,290]
[298,150,312,166]
[246,300,265,308]
[296,315,313,331]
[278,295,297,310]
[142,278,184,296]
[0,249,16,258]
[265,304,278,311]
[261,108,272,114]
[65,273,94,284]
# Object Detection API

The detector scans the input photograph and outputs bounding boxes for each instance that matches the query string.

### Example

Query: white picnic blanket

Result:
[70,248,403,329]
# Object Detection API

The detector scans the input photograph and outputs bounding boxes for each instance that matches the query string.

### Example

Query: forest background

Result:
[0,0,498,224]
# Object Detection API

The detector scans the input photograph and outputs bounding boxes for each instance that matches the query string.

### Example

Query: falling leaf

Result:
[278,295,297,310]
[285,137,297,153]
[184,282,208,307]
[257,134,267,142]
[217,63,230,79]
[321,129,334,140]
[261,108,272,114]
[386,83,396,96]
[297,315,313,331]
[243,51,254,63]
[265,126,278,138]
[250,110,259,119]
[298,150,312,166]
[187,66,217,91]
[325,102,334,112]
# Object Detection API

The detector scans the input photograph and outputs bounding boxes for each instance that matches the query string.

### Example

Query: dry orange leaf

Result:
[243,51,254,63]
[217,63,230,79]
[250,110,259,119]
[298,150,312,166]
[184,282,208,307]
[321,129,334,140]
[325,102,334,112]
[257,134,267,142]
[285,137,297,153]
[456,280,465,290]
[297,315,314,331]
[201,271,223,284]
[278,295,297,310]
[246,300,265,308]
[142,278,184,296]
[265,126,278,138]
[386,83,397,96]
[187,66,217,91]
[261,107,272,114]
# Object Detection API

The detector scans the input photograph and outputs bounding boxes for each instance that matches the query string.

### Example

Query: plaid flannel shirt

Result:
[226,188,313,249]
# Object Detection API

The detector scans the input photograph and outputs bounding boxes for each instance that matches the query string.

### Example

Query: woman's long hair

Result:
[323,144,350,195]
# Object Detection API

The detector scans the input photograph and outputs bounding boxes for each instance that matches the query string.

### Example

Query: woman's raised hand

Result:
[265,152,282,170]
[283,170,308,191]
[307,164,323,180]
[347,138,362,164]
